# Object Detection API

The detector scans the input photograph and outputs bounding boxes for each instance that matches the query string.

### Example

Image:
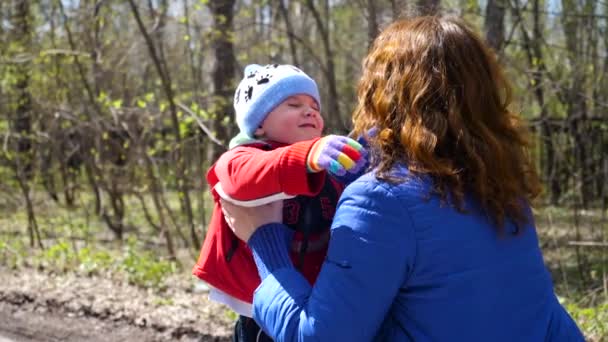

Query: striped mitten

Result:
[306,135,366,177]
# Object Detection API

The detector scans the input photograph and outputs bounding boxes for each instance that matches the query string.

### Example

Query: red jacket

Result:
[193,138,343,303]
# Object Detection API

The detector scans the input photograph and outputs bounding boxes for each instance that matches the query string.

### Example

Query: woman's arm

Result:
[246,178,417,341]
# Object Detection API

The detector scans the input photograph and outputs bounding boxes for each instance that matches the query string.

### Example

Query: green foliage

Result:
[563,299,608,341]
[37,240,113,275]
[1,234,177,290]
[120,237,177,289]
[224,309,238,322]
[39,240,75,271]
[77,246,114,275]
[0,239,28,269]
[152,296,175,306]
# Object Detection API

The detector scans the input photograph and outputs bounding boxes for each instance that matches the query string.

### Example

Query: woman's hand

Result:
[220,199,284,242]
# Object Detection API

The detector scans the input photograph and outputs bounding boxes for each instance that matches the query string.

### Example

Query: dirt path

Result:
[0,267,233,341]
[0,301,170,342]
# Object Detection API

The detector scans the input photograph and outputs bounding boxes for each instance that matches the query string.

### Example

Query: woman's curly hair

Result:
[352,16,542,229]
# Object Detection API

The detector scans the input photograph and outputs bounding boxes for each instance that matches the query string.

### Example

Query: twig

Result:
[39,49,91,57]
[567,241,608,247]
[175,101,226,148]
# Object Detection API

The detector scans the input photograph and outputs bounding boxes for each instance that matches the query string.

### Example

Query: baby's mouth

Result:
[299,123,316,128]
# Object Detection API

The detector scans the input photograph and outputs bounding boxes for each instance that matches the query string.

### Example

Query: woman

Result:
[221,16,584,341]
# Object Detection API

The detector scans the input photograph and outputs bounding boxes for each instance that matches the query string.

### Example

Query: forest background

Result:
[0,0,606,340]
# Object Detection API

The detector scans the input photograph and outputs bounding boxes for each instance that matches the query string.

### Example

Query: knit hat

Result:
[233,64,321,138]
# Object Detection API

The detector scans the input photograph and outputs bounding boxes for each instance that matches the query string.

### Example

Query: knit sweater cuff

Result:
[247,223,294,280]
[278,138,325,196]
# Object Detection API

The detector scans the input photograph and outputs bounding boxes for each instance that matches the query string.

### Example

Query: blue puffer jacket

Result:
[248,165,584,341]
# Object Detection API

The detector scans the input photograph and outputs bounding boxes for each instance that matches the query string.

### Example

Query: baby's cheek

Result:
[287,118,301,129]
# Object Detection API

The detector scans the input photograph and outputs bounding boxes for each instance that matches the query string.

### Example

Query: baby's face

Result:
[255,94,324,144]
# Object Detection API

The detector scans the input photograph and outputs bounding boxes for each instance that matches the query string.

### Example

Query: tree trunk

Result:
[278,0,300,65]
[417,0,440,15]
[143,153,176,260]
[531,0,560,205]
[207,0,236,162]
[305,0,342,132]
[390,0,407,20]
[561,0,591,208]
[9,0,41,249]
[367,0,378,49]
[15,167,43,249]
[582,0,598,208]
[599,5,608,209]
[183,0,204,97]
[511,0,560,204]
[12,0,33,178]
[484,0,505,52]
[129,0,200,249]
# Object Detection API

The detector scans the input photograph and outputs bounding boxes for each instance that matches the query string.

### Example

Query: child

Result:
[192,64,367,341]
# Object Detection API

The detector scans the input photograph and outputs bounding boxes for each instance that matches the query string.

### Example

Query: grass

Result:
[534,206,608,342]
[1,235,178,290]
[0,190,198,290]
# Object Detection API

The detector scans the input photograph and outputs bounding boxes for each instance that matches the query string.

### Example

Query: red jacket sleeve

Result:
[208,139,326,203]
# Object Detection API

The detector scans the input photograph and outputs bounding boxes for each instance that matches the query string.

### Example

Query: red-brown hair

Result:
[352,16,542,228]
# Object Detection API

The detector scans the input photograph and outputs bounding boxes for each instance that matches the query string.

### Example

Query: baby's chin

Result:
[280,133,320,144]
[270,128,322,144]
[298,130,322,141]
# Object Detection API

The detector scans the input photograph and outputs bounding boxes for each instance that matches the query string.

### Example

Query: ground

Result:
[0,267,233,342]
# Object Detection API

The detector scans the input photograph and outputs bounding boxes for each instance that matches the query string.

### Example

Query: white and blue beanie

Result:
[233,64,321,138]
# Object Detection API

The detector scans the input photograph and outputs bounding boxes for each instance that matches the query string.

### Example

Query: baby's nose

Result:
[304,107,318,116]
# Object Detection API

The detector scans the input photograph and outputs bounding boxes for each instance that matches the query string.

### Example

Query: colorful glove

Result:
[349,126,378,149]
[306,135,367,176]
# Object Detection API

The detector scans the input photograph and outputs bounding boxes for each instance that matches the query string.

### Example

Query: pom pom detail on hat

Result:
[233,64,320,138]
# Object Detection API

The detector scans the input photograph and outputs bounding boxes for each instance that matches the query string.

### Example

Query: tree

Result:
[417,0,440,15]
[484,0,506,52]
[305,0,343,131]
[278,0,300,65]
[129,0,199,248]
[367,0,379,48]
[6,0,43,248]
[510,0,561,204]
[12,0,33,177]
[207,0,236,160]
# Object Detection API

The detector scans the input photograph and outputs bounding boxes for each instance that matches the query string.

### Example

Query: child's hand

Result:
[306,135,367,176]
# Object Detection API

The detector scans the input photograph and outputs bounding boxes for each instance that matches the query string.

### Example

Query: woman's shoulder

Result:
[344,164,431,206]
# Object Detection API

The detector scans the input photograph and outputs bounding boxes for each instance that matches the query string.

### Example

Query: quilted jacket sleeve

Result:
[248,177,417,341]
